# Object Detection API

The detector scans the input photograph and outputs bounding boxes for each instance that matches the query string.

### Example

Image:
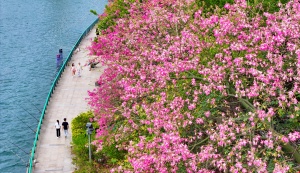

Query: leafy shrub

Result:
[196,0,289,13]
[71,111,100,172]
[72,111,127,172]
[91,0,133,32]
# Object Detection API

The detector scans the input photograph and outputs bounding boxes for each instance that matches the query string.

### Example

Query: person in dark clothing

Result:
[62,118,69,138]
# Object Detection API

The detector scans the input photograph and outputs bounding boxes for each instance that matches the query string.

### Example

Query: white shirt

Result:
[55,122,60,129]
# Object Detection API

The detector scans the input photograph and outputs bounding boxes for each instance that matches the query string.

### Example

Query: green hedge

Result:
[71,111,126,172]
[71,111,100,173]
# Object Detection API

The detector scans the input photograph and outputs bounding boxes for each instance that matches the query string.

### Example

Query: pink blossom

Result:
[288,131,300,142]
[204,111,210,117]
[87,0,300,171]
[196,118,204,124]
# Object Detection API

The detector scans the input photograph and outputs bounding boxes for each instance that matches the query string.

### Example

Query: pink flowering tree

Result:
[88,0,300,172]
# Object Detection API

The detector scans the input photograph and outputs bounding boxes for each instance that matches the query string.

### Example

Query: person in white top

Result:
[77,62,83,77]
[54,120,61,138]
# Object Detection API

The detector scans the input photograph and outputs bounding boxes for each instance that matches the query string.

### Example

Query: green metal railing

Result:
[27,18,99,173]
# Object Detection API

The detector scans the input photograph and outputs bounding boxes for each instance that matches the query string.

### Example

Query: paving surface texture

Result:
[32,27,103,173]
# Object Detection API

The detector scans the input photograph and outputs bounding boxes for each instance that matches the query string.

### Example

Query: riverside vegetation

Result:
[71,0,300,172]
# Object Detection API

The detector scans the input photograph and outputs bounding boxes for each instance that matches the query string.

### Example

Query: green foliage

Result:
[71,111,94,140]
[195,0,234,8]
[71,111,128,171]
[101,143,126,165]
[97,0,133,31]
[195,0,289,13]
[71,111,100,173]
[257,0,290,13]
[90,9,97,16]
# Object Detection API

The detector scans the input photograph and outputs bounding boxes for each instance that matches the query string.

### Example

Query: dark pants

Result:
[56,128,61,137]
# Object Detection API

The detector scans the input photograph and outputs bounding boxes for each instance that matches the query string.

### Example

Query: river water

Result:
[0,0,106,172]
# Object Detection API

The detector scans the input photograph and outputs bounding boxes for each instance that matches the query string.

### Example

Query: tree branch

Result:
[228,88,300,164]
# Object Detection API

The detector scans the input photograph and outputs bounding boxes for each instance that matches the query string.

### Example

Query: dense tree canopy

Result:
[88,0,300,172]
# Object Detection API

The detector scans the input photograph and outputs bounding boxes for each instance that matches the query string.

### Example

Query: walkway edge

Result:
[27,18,99,173]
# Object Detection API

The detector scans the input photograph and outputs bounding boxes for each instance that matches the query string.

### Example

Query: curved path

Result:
[32,27,103,173]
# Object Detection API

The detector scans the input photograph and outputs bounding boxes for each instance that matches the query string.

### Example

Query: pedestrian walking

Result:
[77,62,83,77]
[54,120,61,138]
[71,63,76,77]
[62,118,69,138]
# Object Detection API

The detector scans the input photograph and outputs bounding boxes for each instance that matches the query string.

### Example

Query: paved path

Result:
[32,27,103,173]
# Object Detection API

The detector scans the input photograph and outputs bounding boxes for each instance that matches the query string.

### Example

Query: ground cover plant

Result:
[88,0,300,172]
[71,111,124,172]
[71,111,101,173]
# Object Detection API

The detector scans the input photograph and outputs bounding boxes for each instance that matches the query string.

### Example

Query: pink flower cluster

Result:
[88,0,300,172]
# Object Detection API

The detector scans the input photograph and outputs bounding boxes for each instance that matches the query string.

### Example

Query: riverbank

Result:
[31,26,103,173]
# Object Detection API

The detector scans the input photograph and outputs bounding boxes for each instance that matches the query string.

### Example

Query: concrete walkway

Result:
[32,27,103,173]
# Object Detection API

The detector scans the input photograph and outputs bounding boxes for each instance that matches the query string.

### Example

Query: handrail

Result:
[27,18,99,173]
